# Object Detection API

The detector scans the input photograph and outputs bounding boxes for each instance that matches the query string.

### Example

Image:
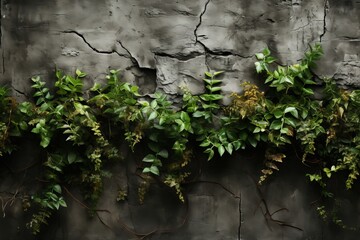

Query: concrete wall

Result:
[0,0,360,239]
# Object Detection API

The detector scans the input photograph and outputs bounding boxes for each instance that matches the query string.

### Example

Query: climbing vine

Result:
[0,44,359,233]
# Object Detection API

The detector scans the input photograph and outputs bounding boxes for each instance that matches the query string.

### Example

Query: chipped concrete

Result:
[0,0,360,239]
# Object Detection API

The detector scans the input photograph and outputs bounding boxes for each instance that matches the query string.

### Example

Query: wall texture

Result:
[0,0,360,239]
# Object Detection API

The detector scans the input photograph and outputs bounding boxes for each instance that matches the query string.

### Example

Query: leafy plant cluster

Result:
[0,44,360,233]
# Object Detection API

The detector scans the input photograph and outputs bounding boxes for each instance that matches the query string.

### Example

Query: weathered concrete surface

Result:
[2,0,359,97]
[1,0,360,239]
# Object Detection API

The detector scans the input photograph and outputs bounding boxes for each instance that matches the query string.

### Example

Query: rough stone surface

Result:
[1,0,360,239]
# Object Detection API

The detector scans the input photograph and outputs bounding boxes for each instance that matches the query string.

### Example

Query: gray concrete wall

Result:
[0,0,360,239]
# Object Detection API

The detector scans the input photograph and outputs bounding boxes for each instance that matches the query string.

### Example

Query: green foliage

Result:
[1,44,360,234]
[0,86,27,156]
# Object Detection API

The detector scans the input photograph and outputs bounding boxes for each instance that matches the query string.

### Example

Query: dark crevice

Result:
[192,0,254,68]
[117,40,154,70]
[193,1,252,60]
[11,85,28,97]
[266,18,275,23]
[173,9,196,16]
[343,36,360,41]
[238,195,242,240]
[0,0,2,48]
[153,51,203,61]
[194,0,211,43]
[62,30,129,59]
[1,1,4,74]
[2,50,4,75]
[199,41,253,59]
[319,0,329,42]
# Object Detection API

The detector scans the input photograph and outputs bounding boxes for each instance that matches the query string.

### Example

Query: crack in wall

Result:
[319,0,329,42]
[11,85,28,97]
[194,0,211,43]
[342,36,360,42]
[153,51,203,61]
[193,0,253,61]
[1,0,5,74]
[238,194,242,240]
[62,30,129,59]
[117,40,154,70]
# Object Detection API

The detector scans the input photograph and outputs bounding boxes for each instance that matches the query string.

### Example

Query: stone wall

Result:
[0,0,360,239]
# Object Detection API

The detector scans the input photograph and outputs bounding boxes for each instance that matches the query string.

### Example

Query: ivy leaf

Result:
[284,107,298,118]
[75,69,86,78]
[180,111,190,122]
[67,152,77,164]
[273,109,283,119]
[255,53,265,60]
[204,72,213,78]
[232,141,242,150]
[218,145,225,156]
[213,71,224,76]
[148,111,158,121]
[262,48,271,56]
[204,148,215,160]
[270,120,282,130]
[58,198,67,208]
[248,136,258,148]
[52,185,62,194]
[193,111,205,118]
[150,100,158,109]
[255,62,263,73]
[143,154,156,163]
[150,166,160,175]
[157,149,168,158]
[225,143,233,154]
[302,88,314,95]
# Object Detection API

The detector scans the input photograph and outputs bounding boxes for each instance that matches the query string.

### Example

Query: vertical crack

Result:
[194,0,211,43]
[117,40,140,67]
[319,0,329,42]
[1,0,5,74]
[238,194,242,240]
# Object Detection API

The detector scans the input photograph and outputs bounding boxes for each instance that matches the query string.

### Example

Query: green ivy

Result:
[0,44,359,233]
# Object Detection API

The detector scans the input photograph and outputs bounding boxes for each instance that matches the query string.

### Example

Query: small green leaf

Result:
[262,48,271,56]
[232,141,242,150]
[248,136,258,148]
[150,100,158,109]
[143,154,157,163]
[253,127,261,133]
[68,152,77,164]
[204,72,213,78]
[218,145,225,156]
[200,139,211,147]
[213,71,224,76]
[302,88,314,95]
[225,143,233,154]
[255,53,265,60]
[255,62,263,73]
[59,198,67,208]
[273,109,283,119]
[301,109,308,119]
[150,166,160,175]
[157,149,168,158]
[53,184,62,194]
[270,120,282,130]
[148,111,158,121]
[193,111,205,118]
[284,107,298,118]
[304,79,316,85]
[159,117,166,125]
[180,111,190,122]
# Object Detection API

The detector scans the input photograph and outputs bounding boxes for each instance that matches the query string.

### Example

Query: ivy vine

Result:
[0,44,359,234]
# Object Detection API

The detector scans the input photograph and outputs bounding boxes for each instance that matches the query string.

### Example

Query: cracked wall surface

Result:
[0,0,360,239]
